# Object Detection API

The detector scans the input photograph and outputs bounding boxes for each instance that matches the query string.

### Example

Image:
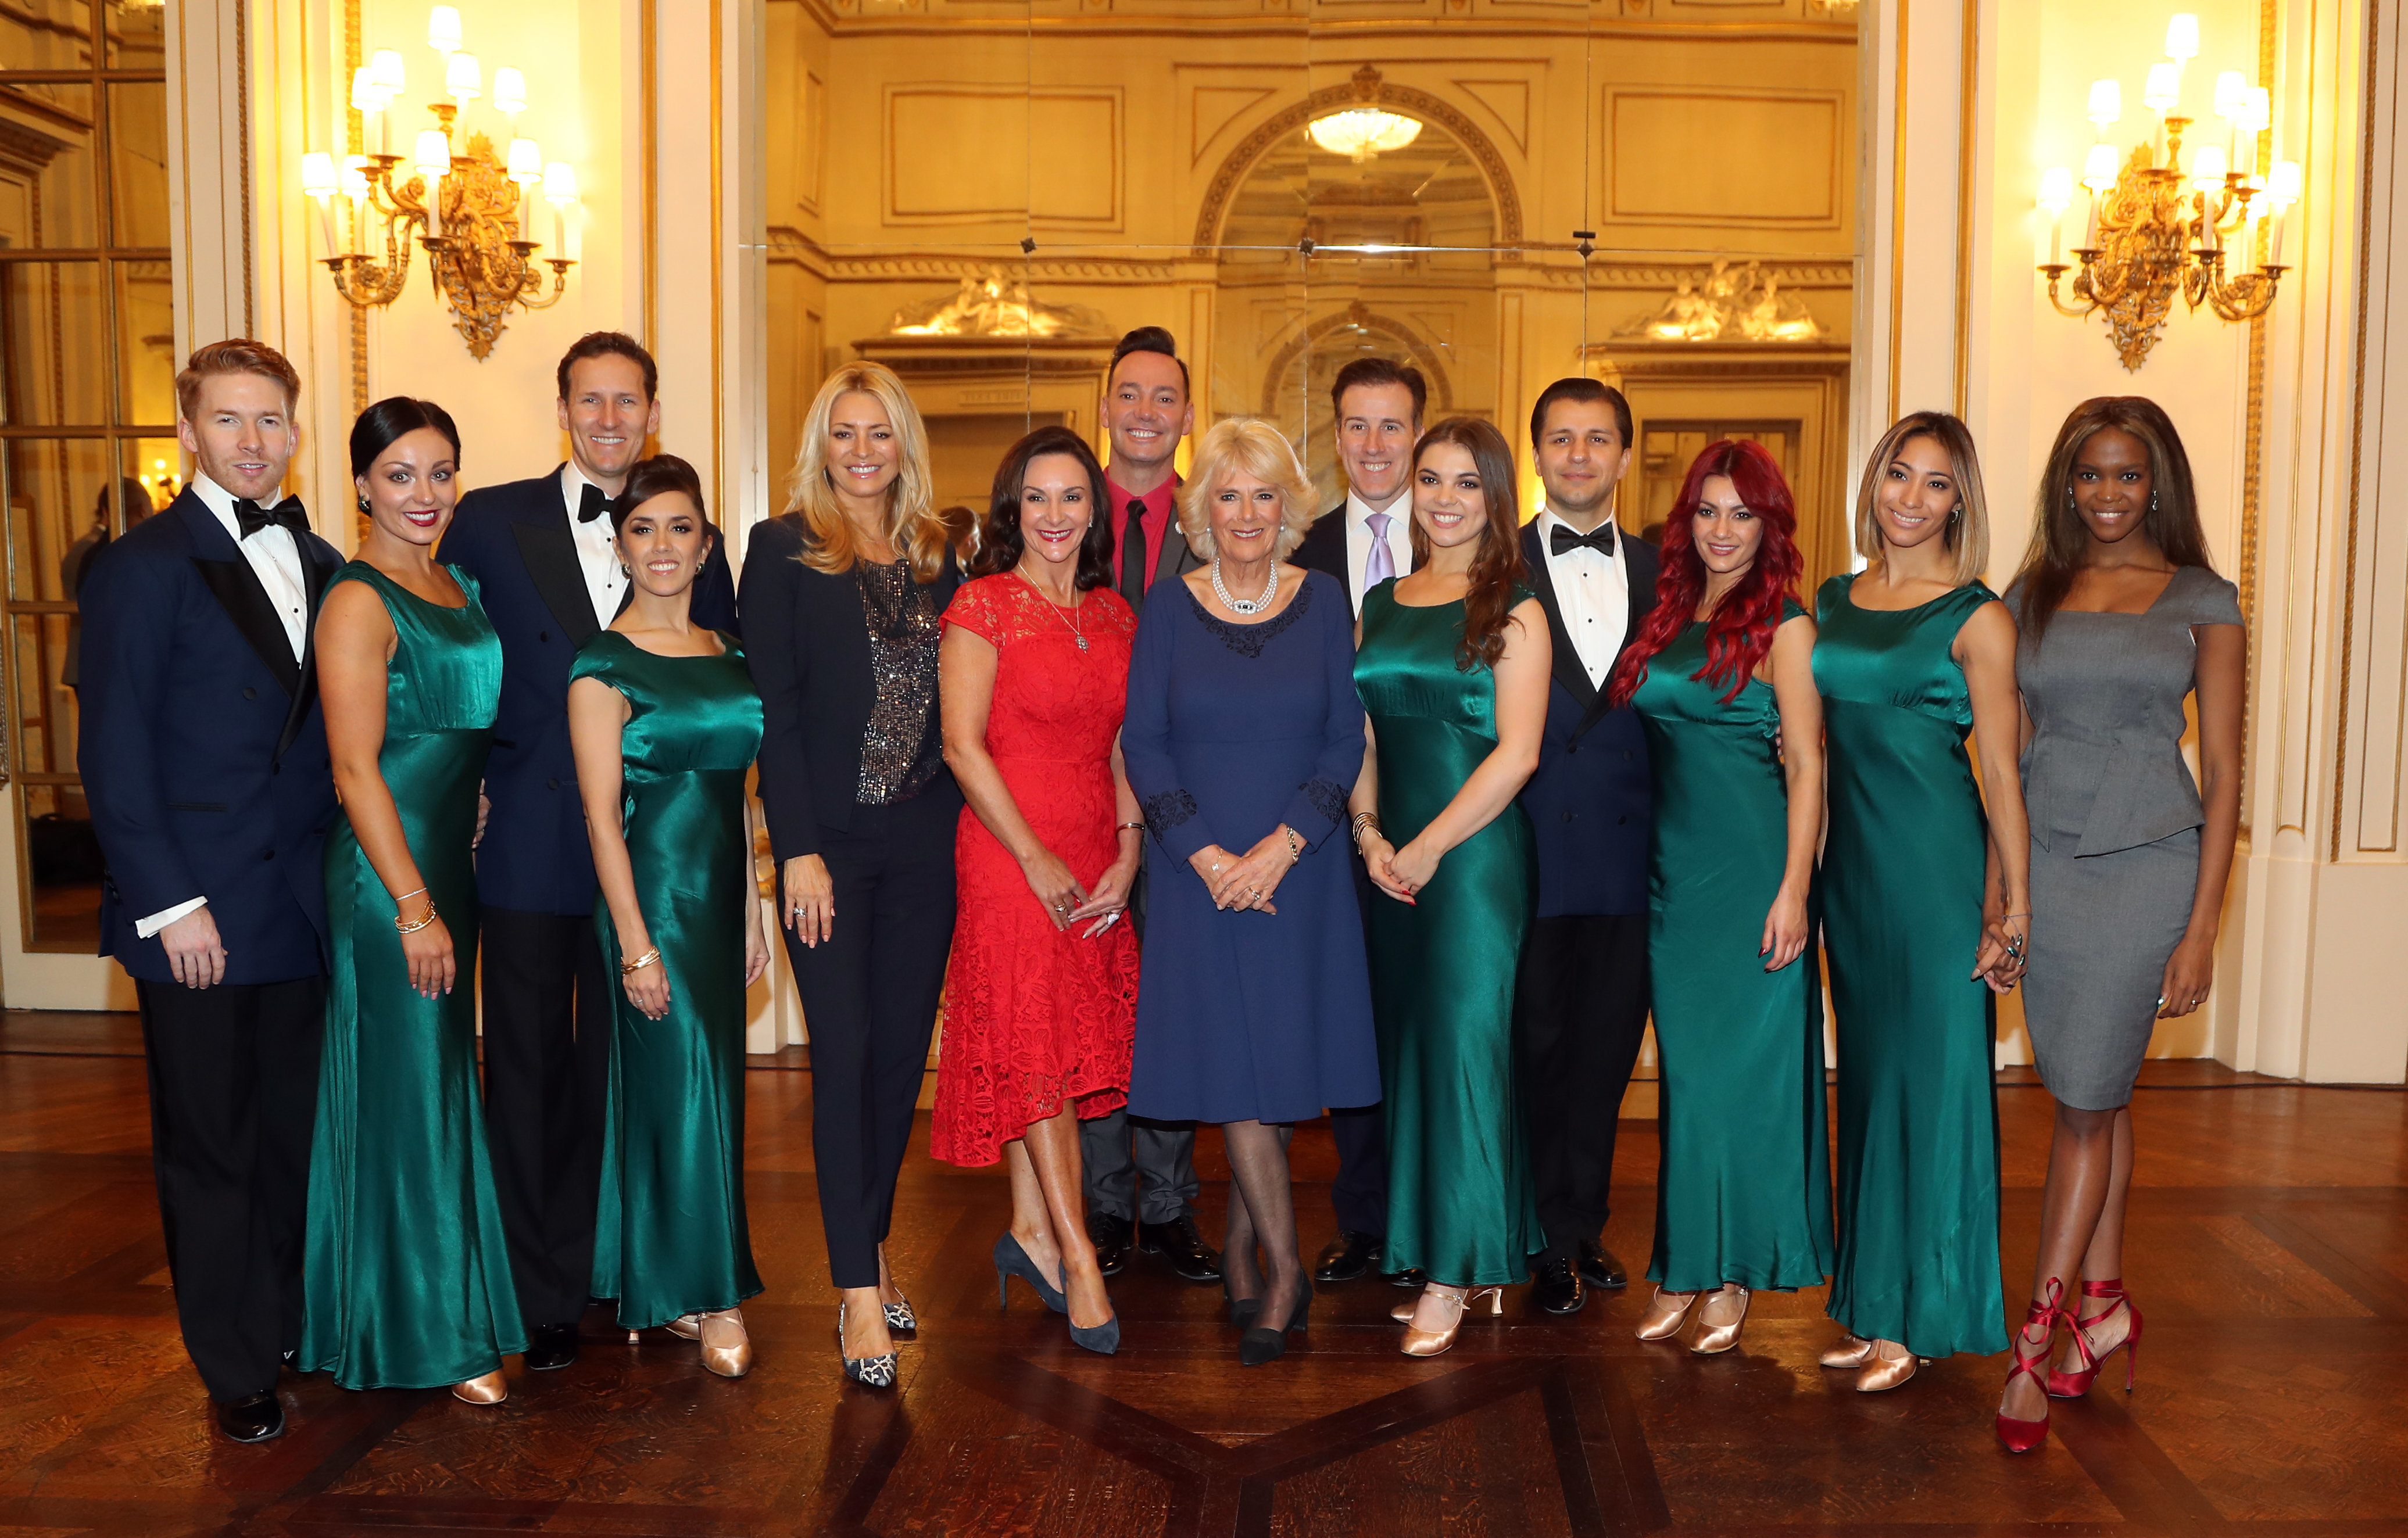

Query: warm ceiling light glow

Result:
[2038,166,2075,211]
[2083,141,2123,191]
[2087,78,2122,125]
[2164,13,2200,62]
[1305,107,1423,164]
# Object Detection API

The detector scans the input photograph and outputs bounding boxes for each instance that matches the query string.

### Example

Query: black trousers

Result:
[788,795,956,1290]
[1514,912,1651,1265]
[1326,1103,1389,1238]
[135,976,325,1401]
[1079,1108,1198,1225]
[481,906,612,1330]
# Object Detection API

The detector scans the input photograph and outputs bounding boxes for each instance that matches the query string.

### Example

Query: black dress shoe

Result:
[524,1322,579,1371]
[216,1392,284,1443]
[1530,1253,1588,1315]
[1578,1239,1629,1290]
[1086,1211,1132,1278]
[1313,1229,1382,1284]
[1385,1267,1429,1289]
[1138,1214,1223,1284]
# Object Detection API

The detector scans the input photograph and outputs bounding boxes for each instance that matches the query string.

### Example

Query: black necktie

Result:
[232,497,309,540]
[577,483,618,524]
[1549,522,1617,558]
[1118,497,1149,614]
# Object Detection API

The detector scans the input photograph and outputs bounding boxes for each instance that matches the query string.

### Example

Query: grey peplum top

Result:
[2005,564,2243,858]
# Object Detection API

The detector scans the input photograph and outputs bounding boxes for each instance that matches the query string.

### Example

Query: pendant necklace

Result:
[1211,555,1278,616]
[1018,567,1087,650]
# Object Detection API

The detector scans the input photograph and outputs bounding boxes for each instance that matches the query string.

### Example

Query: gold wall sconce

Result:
[2034,13,2297,372]
[299,5,581,360]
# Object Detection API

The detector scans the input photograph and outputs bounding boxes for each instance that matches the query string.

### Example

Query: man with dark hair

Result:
[438,332,737,1370]
[1080,325,1219,1285]
[1291,354,1426,1287]
[80,339,344,1442]
[1514,376,1657,1315]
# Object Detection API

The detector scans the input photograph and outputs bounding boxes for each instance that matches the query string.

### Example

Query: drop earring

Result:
[357,494,370,514]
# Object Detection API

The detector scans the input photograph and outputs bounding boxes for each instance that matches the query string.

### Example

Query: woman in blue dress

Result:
[1122,418,1380,1367]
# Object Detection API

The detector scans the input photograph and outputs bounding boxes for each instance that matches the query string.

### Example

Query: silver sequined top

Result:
[854,559,945,805]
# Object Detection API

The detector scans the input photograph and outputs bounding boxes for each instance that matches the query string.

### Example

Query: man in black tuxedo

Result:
[1515,377,1659,1315]
[1080,325,1219,1285]
[79,340,344,1443]
[438,332,736,1368]
[1291,356,1422,1288]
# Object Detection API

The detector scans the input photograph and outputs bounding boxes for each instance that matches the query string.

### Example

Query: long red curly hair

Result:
[1606,438,1802,708]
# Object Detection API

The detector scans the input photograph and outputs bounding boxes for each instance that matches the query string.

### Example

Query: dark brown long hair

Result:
[2014,396,2216,646]
[971,425,1115,590]
[1407,417,1527,671]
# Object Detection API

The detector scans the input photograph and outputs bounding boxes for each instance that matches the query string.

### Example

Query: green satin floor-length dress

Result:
[1814,575,2008,1358]
[1632,602,1833,1295]
[300,564,527,1390]
[574,630,767,1331]
[1356,582,1542,1286]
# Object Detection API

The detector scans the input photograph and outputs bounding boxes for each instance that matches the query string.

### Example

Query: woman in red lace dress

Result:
[933,425,1142,1355]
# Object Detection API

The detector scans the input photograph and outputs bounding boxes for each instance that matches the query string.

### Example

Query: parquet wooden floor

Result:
[4,1010,2407,1536]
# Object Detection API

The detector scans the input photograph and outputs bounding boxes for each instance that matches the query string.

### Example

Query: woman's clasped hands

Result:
[1189,824,1301,914]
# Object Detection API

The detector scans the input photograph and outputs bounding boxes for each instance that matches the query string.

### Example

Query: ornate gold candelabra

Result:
[2038,117,2285,372]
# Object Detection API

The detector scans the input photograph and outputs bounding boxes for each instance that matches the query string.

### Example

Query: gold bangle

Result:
[620,947,662,976]
[395,901,439,935]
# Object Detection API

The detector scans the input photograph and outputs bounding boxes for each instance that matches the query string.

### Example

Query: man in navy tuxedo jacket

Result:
[437,333,736,1370]
[1291,356,1423,1289]
[78,341,343,1443]
[1515,378,1659,1317]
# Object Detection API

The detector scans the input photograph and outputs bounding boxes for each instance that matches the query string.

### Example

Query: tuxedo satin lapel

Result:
[513,519,601,644]
[183,494,305,700]
[276,538,345,762]
[1520,522,1597,709]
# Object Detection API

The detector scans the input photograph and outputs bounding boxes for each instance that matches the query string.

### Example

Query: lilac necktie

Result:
[1363,511,1396,590]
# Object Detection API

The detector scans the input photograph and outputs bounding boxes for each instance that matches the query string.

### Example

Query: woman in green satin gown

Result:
[302,399,525,1401]
[1348,418,1551,1357]
[1608,438,1829,1356]
[1815,414,2030,1392]
[567,456,771,1378]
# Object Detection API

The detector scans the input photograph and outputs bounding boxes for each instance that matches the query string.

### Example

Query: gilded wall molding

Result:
[1253,302,1458,418]
[1189,70,1525,256]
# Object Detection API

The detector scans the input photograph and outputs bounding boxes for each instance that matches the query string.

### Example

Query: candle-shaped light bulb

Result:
[2164,13,2200,62]
[2268,159,2301,264]
[2088,78,2121,126]
[543,161,578,258]
[428,5,462,53]
[2038,166,2074,265]
[445,51,481,102]
[492,66,527,117]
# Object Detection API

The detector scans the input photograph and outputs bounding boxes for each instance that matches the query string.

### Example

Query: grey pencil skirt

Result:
[2020,827,2200,1112]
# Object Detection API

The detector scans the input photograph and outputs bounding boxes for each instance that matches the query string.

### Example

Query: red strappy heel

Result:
[2046,1277,2143,1398]
[1996,1279,2066,1454]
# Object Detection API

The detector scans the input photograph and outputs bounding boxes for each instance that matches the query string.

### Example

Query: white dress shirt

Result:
[1537,506,1631,692]
[1341,490,1416,615]
[561,463,629,628]
[136,474,312,939]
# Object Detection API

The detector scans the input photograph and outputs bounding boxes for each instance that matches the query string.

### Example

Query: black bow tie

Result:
[233,497,309,540]
[1549,522,1616,558]
[577,483,620,524]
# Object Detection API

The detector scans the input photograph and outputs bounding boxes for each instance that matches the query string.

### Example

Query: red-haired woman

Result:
[1347,417,1551,1358]
[1608,439,1830,1355]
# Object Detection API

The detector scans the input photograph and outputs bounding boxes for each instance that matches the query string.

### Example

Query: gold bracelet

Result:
[1116,820,1146,834]
[395,900,439,935]
[620,947,662,976]
[1350,812,1380,845]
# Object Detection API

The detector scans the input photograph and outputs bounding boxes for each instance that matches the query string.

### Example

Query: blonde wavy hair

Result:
[1852,411,1990,587]
[1176,417,1316,562]
[784,361,949,581]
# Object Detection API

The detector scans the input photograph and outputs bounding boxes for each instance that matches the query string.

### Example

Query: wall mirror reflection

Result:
[765,0,1858,580]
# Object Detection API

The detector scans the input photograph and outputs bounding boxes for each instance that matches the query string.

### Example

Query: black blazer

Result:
[1294,503,1350,595]
[740,514,963,863]
[1516,517,1659,918]
[438,468,738,914]
[77,490,344,983]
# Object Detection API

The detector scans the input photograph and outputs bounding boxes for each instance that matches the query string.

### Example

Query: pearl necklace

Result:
[1211,556,1278,616]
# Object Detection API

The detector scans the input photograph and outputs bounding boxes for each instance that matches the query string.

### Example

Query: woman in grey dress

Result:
[1994,397,2243,1453]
